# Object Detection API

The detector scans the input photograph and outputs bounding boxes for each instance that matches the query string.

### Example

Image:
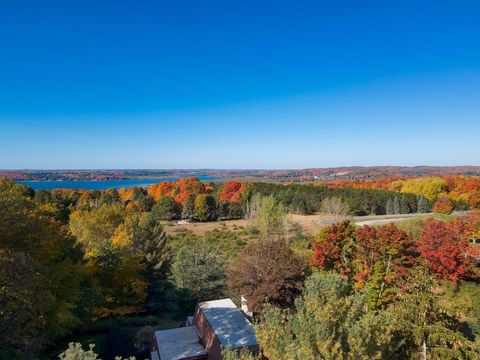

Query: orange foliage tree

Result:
[459,210,480,239]
[147,177,208,206]
[172,177,208,204]
[218,181,251,203]
[147,182,174,201]
[433,196,454,214]
[218,181,243,202]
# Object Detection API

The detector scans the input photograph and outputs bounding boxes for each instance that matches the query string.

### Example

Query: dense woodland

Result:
[1,176,480,359]
[328,176,480,213]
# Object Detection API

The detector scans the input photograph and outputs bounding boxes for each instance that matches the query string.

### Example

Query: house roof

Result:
[154,326,207,360]
[198,298,258,349]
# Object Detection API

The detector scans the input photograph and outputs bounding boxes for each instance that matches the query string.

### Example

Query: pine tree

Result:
[171,241,227,303]
[254,273,404,359]
[386,198,394,215]
[181,193,195,220]
[417,196,430,213]
[400,195,410,214]
[393,196,401,214]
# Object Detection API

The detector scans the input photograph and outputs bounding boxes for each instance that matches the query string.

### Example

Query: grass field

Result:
[165,218,248,236]
[165,212,462,238]
[394,213,458,237]
[165,213,333,237]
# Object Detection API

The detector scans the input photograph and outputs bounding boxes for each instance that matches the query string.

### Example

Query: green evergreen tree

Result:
[170,241,226,303]
[386,198,394,214]
[181,193,196,220]
[255,273,400,360]
[417,196,430,213]
[392,196,401,215]
[128,212,170,313]
[390,270,480,359]
[253,271,480,360]
[400,195,410,214]
[151,195,180,220]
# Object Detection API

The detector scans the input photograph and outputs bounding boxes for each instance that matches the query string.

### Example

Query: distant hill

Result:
[2,166,480,182]
[293,166,480,181]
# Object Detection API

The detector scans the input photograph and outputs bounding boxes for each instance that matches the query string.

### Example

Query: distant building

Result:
[466,240,480,262]
[151,298,259,360]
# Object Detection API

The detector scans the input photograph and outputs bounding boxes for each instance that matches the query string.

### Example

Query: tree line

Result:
[329,175,480,213]
[27,177,469,230]
[250,182,428,215]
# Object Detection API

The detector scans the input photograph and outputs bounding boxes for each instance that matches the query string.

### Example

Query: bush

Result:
[433,196,454,215]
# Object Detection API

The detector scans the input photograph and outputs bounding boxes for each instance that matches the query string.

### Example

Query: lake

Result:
[16,176,218,190]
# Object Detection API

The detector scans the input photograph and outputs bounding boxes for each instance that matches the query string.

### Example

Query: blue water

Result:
[16,176,217,190]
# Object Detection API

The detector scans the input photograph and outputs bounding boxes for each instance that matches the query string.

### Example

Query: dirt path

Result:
[355,217,410,226]
[353,213,443,226]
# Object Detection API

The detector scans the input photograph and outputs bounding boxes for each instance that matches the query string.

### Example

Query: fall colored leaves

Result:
[311,213,480,308]
[329,175,480,213]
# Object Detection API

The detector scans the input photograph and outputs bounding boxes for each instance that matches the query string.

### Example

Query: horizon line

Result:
[2,165,480,172]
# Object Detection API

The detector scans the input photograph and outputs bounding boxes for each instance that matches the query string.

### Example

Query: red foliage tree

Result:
[355,224,416,280]
[310,221,356,276]
[417,219,477,282]
[312,222,416,306]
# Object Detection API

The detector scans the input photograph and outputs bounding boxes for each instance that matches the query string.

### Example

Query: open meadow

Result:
[165,212,461,237]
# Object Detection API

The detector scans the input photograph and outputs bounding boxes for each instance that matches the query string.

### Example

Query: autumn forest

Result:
[1,175,480,359]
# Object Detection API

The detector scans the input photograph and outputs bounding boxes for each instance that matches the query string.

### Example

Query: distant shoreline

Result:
[15,176,218,190]
[3,166,480,183]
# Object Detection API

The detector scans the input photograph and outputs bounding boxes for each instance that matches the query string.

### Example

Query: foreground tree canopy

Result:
[0,180,82,358]
[252,271,480,360]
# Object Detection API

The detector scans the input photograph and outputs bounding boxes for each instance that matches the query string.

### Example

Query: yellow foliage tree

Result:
[69,204,147,317]
[399,177,448,200]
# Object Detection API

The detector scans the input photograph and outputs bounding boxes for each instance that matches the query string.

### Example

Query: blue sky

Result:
[1,1,479,169]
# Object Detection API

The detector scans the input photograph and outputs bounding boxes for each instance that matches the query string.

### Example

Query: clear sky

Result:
[1,1,480,169]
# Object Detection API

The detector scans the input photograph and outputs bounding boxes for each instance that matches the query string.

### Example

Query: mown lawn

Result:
[396,213,457,238]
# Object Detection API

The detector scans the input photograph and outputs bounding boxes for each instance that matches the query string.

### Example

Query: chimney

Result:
[241,295,253,318]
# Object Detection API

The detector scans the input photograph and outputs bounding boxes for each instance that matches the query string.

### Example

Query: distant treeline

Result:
[250,182,427,216]
[329,176,480,206]
[24,178,442,222]
[12,177,475,225]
